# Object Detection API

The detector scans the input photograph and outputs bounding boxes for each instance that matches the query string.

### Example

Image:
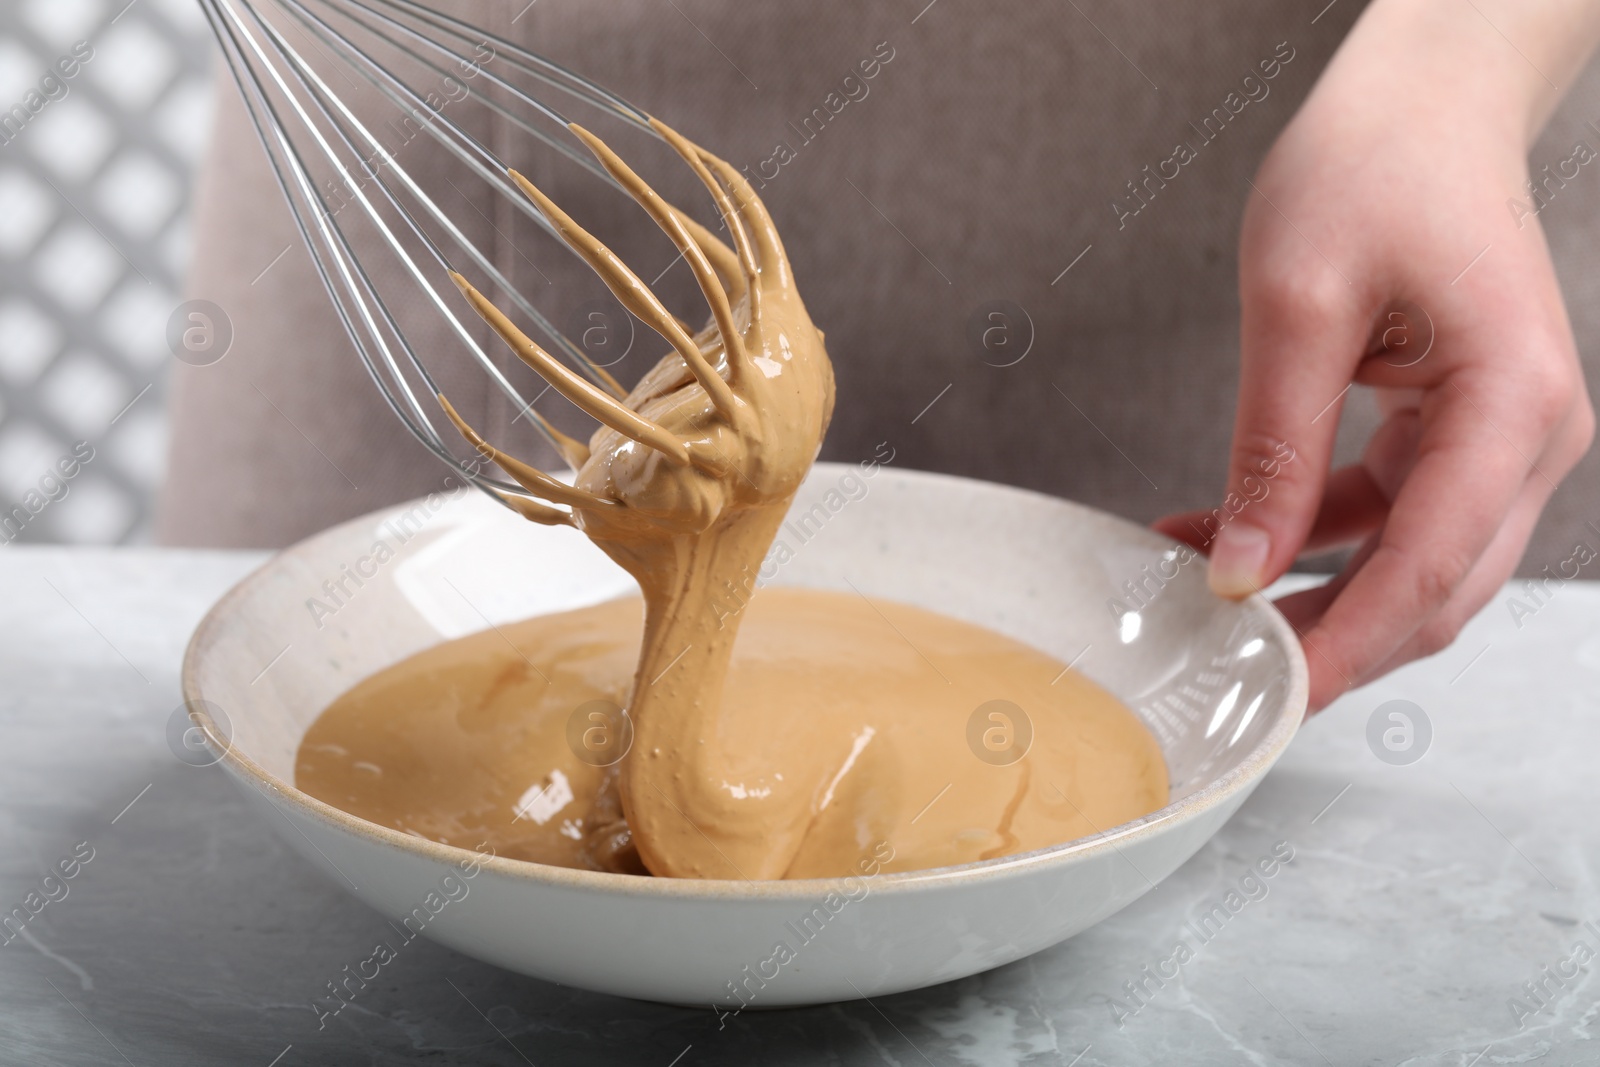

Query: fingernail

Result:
[1208,522,1271,599]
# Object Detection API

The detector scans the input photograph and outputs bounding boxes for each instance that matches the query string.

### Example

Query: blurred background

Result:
[3,0,1599,574]
[0,0,212,544]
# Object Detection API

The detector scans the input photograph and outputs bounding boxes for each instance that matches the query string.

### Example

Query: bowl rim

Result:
[181,464,1308,901]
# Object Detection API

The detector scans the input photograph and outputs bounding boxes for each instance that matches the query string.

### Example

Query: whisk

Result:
[195,0,826,529]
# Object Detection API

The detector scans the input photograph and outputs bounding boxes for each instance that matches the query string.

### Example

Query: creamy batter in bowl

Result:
[182,464,1306,1006]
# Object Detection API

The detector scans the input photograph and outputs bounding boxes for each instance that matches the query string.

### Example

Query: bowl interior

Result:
[188,463,1304,853]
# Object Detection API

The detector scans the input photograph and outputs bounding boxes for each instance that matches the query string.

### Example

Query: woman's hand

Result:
[1156,0,1600,711]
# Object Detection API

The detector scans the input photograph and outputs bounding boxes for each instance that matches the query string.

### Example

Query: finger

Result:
[1296,401,1426,552]
[1158,401,1422,557]
[1361,470,1551,685]
[1296,406,1424,553]
[1270,414,1416,631]
[1298,380,1548,707]
[1273,532,1378,636]
[1354,302,1443,389]
[1290,370,1589,708]
[1299,465,1387,554]
[1358,387,1593,684]
[1151,510,1224,553]
[1209,209,1374,598]
[1155,466,1386,558]
[1362,405,1423,498]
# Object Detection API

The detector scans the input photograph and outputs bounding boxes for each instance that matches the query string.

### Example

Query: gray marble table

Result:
[0,547,1596,1066]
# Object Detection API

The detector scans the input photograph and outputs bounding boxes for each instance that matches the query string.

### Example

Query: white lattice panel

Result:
[0,0,214,543]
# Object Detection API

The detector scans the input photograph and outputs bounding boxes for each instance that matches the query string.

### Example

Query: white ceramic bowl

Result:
[182,463,1306,1007]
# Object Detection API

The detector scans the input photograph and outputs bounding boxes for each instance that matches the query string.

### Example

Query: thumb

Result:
[1209,259,1369,598]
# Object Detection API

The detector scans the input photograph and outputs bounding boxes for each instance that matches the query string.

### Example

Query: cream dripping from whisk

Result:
[439,119,839,878]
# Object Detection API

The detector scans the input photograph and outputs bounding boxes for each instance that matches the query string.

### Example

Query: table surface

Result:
[0,547,1597,1066]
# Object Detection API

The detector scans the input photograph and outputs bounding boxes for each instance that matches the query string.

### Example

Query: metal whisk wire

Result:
[194,0,678,501]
